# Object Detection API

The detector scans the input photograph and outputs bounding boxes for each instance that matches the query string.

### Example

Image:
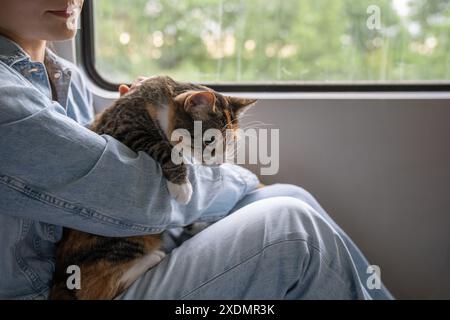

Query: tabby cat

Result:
[50,76,257,299]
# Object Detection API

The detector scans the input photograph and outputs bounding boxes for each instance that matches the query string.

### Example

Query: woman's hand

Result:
[119,76,149,96]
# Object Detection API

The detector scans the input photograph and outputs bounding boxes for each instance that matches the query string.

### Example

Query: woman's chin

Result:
[45,28,77,42]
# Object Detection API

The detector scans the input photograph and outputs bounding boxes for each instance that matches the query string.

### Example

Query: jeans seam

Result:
[180,237,325,299]
[0,174,164,233]
[13,220,49,296]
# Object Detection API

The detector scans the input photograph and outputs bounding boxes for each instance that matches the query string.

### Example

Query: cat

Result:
[50,76,257,299]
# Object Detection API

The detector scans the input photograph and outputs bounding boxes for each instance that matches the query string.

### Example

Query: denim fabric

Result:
[0,35,259,299]
[118,184,393,300]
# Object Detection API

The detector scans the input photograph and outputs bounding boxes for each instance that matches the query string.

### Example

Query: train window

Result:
[82,0,450,91]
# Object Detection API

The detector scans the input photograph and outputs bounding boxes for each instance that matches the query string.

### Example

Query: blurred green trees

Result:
[92,0,450,84]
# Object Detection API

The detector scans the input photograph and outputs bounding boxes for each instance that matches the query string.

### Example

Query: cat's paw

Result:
[151,250,166,264]
[167,180,193,205]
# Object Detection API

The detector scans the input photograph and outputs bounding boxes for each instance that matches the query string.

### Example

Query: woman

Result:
[0,0,392,299]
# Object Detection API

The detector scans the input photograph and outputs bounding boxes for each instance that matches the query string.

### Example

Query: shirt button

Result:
[54,72,62,79]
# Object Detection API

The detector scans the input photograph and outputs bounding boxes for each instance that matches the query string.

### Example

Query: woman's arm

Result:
[0,81,259,237]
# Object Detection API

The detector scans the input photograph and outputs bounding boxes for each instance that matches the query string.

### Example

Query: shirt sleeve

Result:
[0,82,260,237]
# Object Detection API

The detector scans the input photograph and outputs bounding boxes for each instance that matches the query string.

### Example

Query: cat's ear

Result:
[179,91,217,113]
[227,97,258,116]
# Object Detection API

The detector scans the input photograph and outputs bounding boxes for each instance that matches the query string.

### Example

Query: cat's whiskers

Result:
[236,123,274,133]
[240,120,274,127]
[220,114,253,132]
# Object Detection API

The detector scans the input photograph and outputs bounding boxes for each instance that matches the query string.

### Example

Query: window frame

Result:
[79,0,450,93]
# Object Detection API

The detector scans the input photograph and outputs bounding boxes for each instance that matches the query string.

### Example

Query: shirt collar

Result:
[44,46,67,71]
[0,34,73,109]
[45,48,73,108]
[0,34,71,73]
[0,34,29,66]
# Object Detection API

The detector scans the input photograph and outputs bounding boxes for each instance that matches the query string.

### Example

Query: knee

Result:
[231,197,341,266]
[276,197,319,225]
[271,196,312,214]
[258,197,336,249]
[271,184,317,204]
[259,197,321,233]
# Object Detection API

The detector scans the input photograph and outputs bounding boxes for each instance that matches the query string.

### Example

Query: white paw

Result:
[118,250,167,290]
[153,249,166,260]
[167,180,193,205]
[149,250,166,266]
[141,250,166,271]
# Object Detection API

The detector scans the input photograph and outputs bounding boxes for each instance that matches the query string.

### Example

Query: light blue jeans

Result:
[118,184,393,300]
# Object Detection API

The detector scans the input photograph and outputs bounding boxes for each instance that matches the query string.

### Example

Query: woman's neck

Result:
[0,31,46,62]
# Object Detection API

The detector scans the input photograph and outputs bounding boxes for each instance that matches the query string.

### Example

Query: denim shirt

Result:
[0,35,259,299]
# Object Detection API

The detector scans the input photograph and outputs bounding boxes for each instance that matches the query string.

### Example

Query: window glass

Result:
[93,0,450,84]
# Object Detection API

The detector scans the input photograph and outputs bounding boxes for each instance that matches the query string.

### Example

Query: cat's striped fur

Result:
[50,76,257,299]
